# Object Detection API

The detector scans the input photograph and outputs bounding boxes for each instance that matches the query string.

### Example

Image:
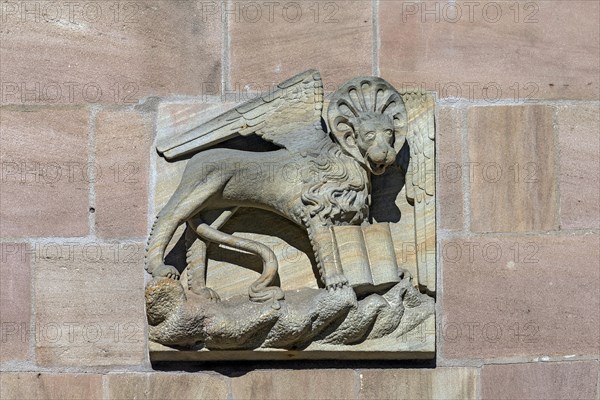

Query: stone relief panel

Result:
[145,70,436,360]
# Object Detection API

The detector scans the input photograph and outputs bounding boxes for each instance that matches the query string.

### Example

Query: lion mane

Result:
[301,144,370,226]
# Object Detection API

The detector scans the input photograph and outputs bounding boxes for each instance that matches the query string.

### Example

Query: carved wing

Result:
[402,91,436,295]
[157,70,325,160]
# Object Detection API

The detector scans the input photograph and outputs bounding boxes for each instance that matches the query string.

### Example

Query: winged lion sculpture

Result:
[145,69,435,307]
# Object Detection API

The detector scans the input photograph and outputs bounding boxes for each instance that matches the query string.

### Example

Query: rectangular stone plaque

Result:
[144,70,436,361]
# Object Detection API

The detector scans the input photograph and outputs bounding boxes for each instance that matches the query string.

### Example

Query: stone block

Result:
[0,373,103,400]
[0,108,89,237]
[229,0,372,91]
[105,372,228,400]
[467,105,557,233]
[359,367,478,400]
[0,243,30,363]
[34,242,146,367]
[380,1,599,100]
[441,235,600,359]
[230,369,357,400]
[557,105,600,230]
[437,107,464,230]
[0,1,222,105]
[95,111,152,238]
[481,361,599,400]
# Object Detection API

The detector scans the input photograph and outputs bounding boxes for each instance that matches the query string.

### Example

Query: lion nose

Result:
[371,148,395,166]
[370,147,389,164]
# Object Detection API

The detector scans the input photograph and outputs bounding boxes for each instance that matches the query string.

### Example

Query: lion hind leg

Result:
[145,181,222,280]
[145,206,182,279]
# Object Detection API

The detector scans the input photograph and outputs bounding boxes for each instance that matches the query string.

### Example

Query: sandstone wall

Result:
[1,1,598,399]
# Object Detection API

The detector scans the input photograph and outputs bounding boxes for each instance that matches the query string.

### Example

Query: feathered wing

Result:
[157,69,325,160]
[402,91,436,295]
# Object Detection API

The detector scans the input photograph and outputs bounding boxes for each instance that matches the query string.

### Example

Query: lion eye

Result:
[385,129,393,136]
[366,131,375,140]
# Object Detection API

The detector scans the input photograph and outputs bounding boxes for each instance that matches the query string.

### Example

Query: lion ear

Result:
[339,130,364,163]
[327,116,364,162]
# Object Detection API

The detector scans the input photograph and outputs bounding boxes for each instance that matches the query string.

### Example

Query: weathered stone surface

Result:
[0,373,103,400]
[95,111,152,238]
[229,0,372,91]
[147,71,437,357]
[481,361,599,400]
[155,102,319,295]
[154,102,235,212]
[146,275,433,354]
[34,242,146,367]
[0,109,89,237]
[557,105,600,230]
[105,372,228,400]
[437,107,464,230]
[380,1,599,100]
[0,1,222,105]
[0,243,30,363]
[441,235,599,359]
[359,367,478,400]
[231,369,357,400]
[468,105,557,233]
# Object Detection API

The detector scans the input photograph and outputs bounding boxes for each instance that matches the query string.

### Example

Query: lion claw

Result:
[325,273,349,291]
[154,264,180,280]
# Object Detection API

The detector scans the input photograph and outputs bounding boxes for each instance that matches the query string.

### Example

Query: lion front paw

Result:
[325,272,349,290]
[192,287,221,302]
[154,264,180,280]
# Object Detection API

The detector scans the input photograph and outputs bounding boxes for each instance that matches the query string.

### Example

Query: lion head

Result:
[327,77,407,175]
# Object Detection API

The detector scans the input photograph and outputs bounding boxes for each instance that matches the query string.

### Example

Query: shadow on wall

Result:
[370,141,410,224]
[151,357,436,376]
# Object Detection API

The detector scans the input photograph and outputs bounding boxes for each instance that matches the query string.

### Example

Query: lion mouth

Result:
[368,159,387,175]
